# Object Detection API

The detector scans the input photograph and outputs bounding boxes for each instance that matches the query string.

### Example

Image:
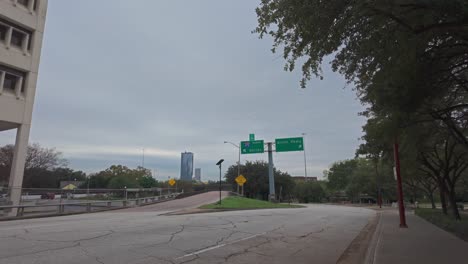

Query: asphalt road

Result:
[0,192,374,264]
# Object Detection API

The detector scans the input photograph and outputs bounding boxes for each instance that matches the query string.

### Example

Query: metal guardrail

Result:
[0,193,181,217]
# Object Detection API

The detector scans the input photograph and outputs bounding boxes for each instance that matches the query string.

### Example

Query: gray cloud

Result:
[0,0,365,181]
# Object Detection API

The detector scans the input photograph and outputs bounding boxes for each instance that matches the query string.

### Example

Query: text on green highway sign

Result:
[241,140,264,154]
[275,137,304,152]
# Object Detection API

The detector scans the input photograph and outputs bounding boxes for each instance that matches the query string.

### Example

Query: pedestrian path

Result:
[368,209,468,264]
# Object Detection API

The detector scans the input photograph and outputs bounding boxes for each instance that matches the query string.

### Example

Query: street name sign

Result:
[275,137,304,152]
[241,140,264,154]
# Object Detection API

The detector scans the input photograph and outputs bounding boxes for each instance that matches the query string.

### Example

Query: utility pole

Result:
[302,133,307,179]
[216,159,224,204]
[87,175,90,198]
[267,142,276,202]
[394,142,408,228]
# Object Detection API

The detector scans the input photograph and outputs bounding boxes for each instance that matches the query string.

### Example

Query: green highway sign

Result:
[241,140,264,154]
[249,134,255,141]
[275,137,304,152]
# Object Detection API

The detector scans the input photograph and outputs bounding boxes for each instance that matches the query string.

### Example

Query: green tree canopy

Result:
[225,160,294,201]
[326,159,357,191]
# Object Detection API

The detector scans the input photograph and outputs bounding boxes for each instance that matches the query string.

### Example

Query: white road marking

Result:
[175,232,267,260]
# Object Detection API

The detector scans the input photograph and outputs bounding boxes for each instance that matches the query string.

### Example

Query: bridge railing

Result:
[0,192,181,219]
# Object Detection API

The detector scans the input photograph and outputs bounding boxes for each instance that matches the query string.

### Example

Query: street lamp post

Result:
[302,133,308,180]
[224,141,241,194]
[87,175,90,199]
[216,159,224,205]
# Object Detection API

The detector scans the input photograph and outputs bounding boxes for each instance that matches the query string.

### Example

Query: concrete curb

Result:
[161,206,304,216]
[363,211,383,264]
[336,210,381,264]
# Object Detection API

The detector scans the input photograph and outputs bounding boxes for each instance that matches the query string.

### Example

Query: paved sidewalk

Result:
[368,209,468,264]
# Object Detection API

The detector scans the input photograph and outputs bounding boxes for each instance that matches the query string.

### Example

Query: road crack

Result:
[79,246,105,264]
[0,242,80,259]
[168,225,185,244]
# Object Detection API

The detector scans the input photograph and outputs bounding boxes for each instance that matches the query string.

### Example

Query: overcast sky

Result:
[0,1,366,181]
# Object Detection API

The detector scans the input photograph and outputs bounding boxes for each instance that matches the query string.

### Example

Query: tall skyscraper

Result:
[180,152,193,181]
[0,0,48,216]
[194,168,201,182]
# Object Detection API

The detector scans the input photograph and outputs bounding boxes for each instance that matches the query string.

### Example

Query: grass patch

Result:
[199,196,304,210]
[415,208,468,242]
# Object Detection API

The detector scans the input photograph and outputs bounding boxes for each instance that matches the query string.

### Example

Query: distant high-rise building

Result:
[194,168,201,182]
[180,152,194,181]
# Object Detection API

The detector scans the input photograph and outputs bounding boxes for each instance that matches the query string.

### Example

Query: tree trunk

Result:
[447,189,461,220]
[438,180,448,215]
[429,192,436,209]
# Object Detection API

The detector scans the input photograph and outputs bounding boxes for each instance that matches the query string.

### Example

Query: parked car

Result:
[41,193,55,199]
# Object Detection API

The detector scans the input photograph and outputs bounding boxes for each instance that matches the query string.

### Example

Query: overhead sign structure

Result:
[275,137,304,152]
[235,175,247,186]
[241,140,264,154]
[168,178,176,186]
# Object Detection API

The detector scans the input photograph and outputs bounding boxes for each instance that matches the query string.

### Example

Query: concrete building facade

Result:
[194,168,201,182]
[180,152,193,181]
[0,0,48,215]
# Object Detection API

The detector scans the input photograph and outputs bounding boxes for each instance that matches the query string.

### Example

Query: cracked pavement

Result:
[0,192,374,264]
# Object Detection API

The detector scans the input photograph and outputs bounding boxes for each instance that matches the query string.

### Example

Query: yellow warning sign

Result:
[235,175,247,185]
[168,178,176,186]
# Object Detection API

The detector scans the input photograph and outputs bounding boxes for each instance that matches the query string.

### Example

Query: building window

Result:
[11,30,25,48]
[0,18,32,50]
[3,73,18,91]
[0,24,7,41]
[0,66,27,94]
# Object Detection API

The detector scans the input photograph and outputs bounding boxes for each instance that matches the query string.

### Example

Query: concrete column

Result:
[22,33,29,54]
[15,76,23,98]
[0,71,5,94]
[27,0,35,13]
[5,27,12,49]
[267,142,276,202]
[8,124,31,217]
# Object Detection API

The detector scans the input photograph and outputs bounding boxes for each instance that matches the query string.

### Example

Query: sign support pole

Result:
[267,142,276,202]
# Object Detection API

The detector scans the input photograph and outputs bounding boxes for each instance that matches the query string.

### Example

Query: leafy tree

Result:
[256,2,468,216]
[325,157,396,203]
[255,1,467,115]
[107,175,138,189]
[138,175,158,188]
[0,143,75,188]
[294,181,326,203]
[346,159,376,202]
[89,165,151,189]
[326,159,357,191]
[225,160,294,201]
[0,143,67,174]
